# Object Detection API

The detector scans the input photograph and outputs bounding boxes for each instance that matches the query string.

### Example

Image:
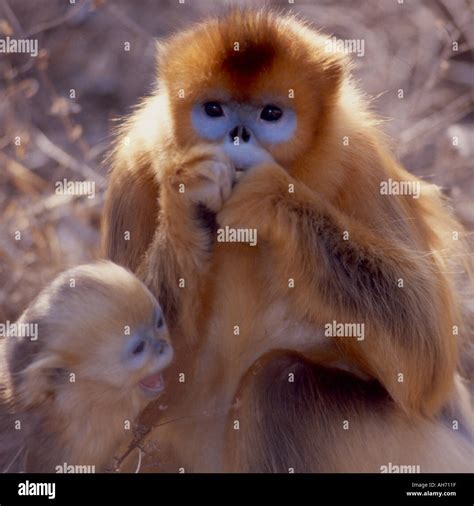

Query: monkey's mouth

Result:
[139,371,165,397]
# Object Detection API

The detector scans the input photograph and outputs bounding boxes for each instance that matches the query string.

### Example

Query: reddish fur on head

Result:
[159,9,345,168]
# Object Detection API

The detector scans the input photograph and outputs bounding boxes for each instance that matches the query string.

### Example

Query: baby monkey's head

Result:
[10,261,173,409]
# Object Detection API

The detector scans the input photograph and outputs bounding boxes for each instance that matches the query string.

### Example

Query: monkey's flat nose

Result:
[229,125,251,143]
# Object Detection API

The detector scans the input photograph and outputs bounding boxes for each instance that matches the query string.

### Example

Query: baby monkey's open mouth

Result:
[139,371,165,397]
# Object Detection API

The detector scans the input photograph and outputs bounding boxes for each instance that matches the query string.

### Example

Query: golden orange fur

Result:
[0,261,172,472]
[225,350,473,472]
[102,9,473,472]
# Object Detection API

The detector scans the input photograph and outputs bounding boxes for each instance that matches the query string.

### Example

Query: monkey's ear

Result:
[20,354,65,408]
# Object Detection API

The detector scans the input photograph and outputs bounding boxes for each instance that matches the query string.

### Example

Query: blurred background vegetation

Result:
[0,0,473,363]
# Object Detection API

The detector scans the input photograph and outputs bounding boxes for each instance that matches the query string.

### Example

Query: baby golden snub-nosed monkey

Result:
[0,261,173,473]
[102,9,473,471]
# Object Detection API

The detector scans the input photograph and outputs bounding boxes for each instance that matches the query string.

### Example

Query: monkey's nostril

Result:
[229,126,251,143]
[229,126,239,141]
[155,338,169,355]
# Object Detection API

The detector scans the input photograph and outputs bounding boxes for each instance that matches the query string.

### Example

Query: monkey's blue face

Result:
[120,306,173,398]
[191,96,297,170]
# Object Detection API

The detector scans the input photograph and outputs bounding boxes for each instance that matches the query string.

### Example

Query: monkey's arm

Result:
[101,160,160,273]
[135,176,215,336]
[104,145,234,337]
[218,163,457,415]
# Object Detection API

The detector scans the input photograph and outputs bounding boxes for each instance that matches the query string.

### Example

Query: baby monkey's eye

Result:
[204,101,224,118]
[260,104,283,122]
[132,340,146,355]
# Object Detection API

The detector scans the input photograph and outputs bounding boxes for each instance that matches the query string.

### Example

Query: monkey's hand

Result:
[217,162,291,241]
[139,146,235,335]
[166,145,235,214]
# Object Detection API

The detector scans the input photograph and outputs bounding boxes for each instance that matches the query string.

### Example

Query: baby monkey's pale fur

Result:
[0,261,172,472]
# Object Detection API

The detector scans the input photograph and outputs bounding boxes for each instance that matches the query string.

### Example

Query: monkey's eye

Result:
[204,102,224,118]
[132,340,146,355]
[260,104,283,122]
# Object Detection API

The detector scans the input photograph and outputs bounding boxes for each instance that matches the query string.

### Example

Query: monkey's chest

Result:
[207,244,330,366]
[157,247,334,471]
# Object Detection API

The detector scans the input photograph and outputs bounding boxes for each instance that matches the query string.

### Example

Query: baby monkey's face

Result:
[14,262,174,408]
[119,305,173,398]
[63,264,174,401]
